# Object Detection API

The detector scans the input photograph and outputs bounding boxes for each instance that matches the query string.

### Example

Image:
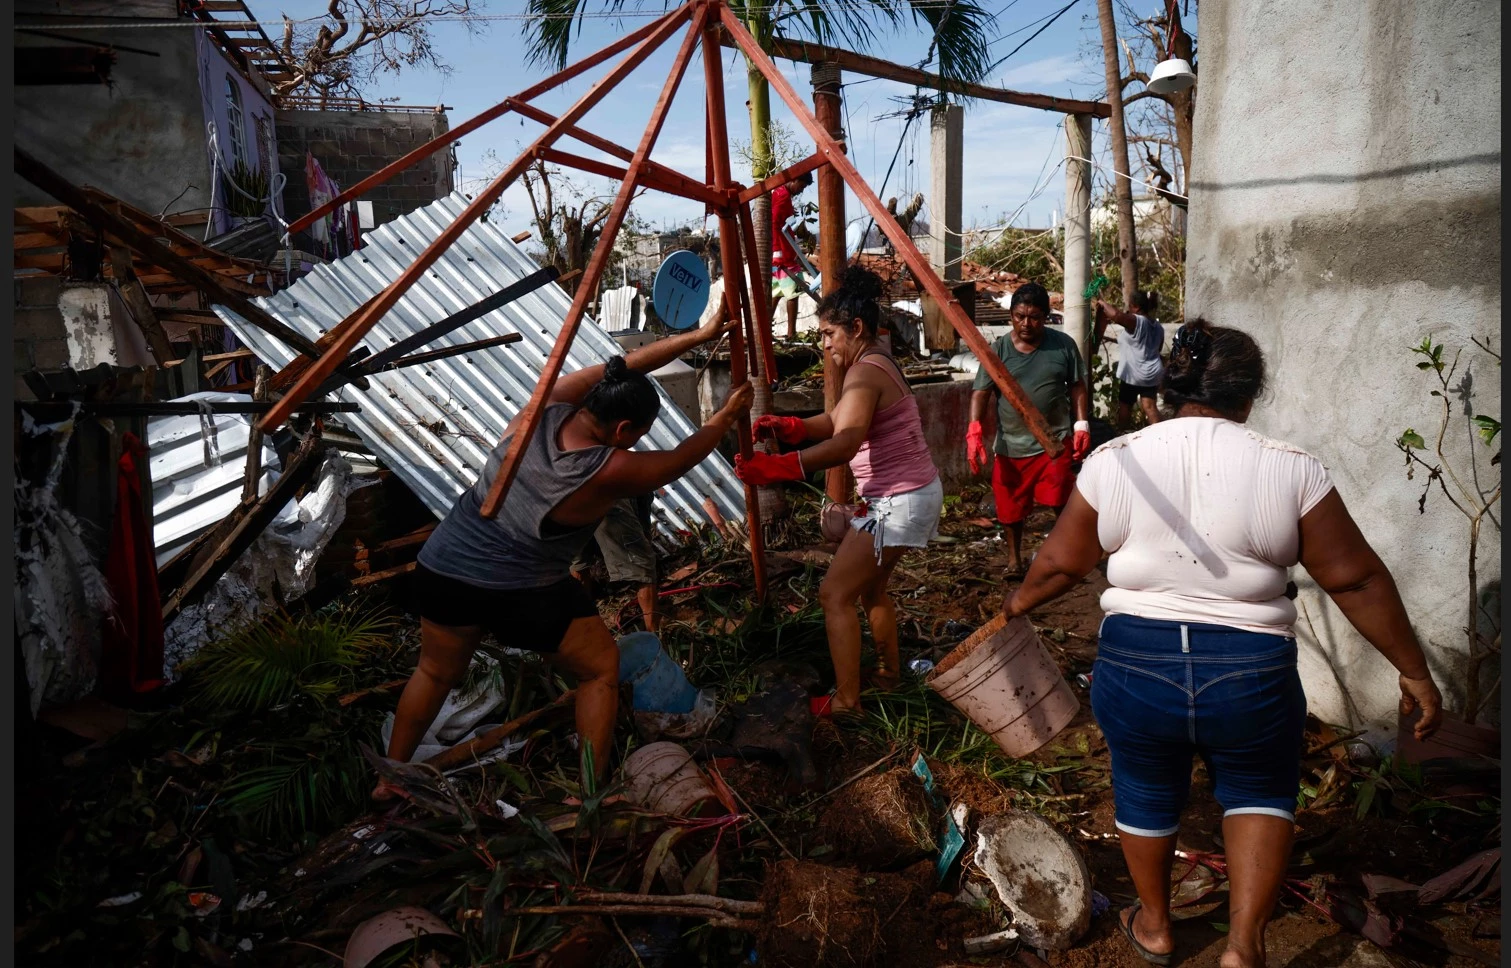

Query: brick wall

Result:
[14,275,68,400]
[275,108,454,243]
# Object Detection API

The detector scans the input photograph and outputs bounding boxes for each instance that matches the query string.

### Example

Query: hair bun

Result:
[1165,321,1212,392]
[840,265,883,302]
[603,356,630,382]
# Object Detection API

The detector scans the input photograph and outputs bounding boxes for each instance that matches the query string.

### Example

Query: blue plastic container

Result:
[617,632,698,714]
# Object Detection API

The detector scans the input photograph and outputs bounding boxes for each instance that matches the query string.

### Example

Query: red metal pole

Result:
[478,5,709,519]
[701,15,768,601]
[286,12,676,236]
[736,201,778,381]
[261,6,692,433]
[507,99,724,208]
[736,151,828,205]
[719,5,1063,457]
[813,59,852,505]
[534,147,724,208]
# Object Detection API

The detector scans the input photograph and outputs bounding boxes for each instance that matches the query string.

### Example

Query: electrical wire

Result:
[986,0,1079,72]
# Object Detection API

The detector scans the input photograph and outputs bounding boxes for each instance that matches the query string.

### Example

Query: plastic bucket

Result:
[927,615,1079,758]
[618,633,698,714]
[623,741,716,816]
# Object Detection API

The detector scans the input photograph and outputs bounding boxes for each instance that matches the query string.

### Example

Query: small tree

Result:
[274,0,482,102]
[1396,335,1501,726]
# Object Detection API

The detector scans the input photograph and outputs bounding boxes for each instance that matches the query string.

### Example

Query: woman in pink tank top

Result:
[737,267,942,715]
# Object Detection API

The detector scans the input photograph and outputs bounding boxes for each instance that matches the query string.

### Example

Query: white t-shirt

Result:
[1115,314,1165,387]
[1075,418,1335,635]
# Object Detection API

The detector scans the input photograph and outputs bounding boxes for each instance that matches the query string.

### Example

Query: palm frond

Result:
[524,0,639,70]
[179,605,398,714]
[906,0,997,92]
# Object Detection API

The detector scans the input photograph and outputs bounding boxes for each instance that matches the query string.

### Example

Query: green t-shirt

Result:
[971,328,1086,458]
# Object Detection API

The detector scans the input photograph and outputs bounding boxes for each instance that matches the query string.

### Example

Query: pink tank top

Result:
[849,355,940,498]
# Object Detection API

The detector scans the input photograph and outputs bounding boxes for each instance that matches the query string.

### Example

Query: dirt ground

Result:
[685,503,1502,968]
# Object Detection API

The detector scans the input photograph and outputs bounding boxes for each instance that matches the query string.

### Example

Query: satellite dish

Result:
[652,250,711,331]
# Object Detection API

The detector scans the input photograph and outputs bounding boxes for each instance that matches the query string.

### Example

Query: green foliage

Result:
[178,606,397,714]
[221,158,269,219]
[219,720,374,838]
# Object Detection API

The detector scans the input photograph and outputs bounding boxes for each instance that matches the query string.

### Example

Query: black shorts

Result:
[412,563,599,654]
[1118,381,1159,404]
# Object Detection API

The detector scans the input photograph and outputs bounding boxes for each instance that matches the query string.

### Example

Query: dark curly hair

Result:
[581,356,660,429]
[1161,318,1267,419]
[817,265,884,336]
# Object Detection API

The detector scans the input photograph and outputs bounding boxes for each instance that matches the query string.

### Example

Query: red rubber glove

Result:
[735,451,804,487]
[753,415,807,445]
[1071,421,1092,461]
[966,421,989,474]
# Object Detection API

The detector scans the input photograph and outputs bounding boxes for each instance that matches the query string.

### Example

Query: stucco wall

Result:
[196,34,280,237]
[1185,1,1501,735]
[14,5,215,219]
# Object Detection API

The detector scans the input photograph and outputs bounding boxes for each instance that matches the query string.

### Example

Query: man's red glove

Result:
[966,421,989,474]
[753,415,807,445]
[1071,420,1092,461]
[735,451,805,486]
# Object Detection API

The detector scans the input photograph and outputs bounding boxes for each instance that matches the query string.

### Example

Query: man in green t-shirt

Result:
[964,282,1090,576]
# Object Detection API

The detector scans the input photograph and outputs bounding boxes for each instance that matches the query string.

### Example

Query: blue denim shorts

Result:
[1091,614,1307,837]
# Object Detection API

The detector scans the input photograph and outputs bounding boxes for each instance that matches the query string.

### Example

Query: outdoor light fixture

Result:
[1146,57,1196,95]
[1145,0,1196,96]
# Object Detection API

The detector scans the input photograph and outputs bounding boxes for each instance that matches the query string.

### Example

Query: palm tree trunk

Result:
[1095,0,1139,308]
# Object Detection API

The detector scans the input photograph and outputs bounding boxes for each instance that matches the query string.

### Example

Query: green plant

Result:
[221,158,269,219]
[1396,335,1501,725]
[178,606,397,713]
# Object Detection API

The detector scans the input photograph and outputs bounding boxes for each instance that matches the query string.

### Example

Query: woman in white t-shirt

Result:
[1002,320,1443,968]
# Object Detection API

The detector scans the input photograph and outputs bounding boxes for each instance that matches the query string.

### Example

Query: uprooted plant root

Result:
[817,768,938,870]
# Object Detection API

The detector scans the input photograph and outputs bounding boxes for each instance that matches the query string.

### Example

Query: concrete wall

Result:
[1186,1,1501,735]
[275,109,454,232]
[14,4,215,219]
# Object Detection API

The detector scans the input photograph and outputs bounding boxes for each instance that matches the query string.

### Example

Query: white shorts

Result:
[851,477,943,562]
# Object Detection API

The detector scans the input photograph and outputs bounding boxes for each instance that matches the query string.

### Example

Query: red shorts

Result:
[992,448,1074,524]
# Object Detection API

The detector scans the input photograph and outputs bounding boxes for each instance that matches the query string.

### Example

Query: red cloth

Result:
[991,446,1075,524]
[99,432,165,701]
[770,185,800,272]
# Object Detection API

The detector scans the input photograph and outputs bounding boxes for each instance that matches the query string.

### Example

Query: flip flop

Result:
[810,694,835,718]
[1119,901,1174,966]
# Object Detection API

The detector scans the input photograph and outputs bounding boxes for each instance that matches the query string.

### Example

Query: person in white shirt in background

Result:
[1095,290,1165,430]
[1002,319,1442,968]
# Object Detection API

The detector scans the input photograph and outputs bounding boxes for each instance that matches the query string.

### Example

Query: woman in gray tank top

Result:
[377,315,751,797]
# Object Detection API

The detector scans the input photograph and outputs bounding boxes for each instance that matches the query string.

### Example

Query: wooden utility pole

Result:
[1095,0,1139,308]
[1063,115,1093,394]
[811,61,852,505]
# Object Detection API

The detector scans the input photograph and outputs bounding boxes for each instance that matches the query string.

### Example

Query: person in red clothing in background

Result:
[965,283,1091,578]
[769,171,815,339]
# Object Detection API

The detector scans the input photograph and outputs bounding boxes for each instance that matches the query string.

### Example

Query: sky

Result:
[247,1,1166,242]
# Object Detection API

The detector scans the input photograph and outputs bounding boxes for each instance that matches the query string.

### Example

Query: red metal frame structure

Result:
[263,0,1064,601]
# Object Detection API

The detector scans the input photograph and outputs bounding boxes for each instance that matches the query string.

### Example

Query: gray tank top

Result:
[418,403,616,589]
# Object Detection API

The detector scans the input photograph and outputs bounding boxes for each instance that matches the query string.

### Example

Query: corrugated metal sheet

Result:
[147,391,291,566]
[213,192,745,542]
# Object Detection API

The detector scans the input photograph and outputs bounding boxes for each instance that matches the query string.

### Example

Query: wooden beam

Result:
[262,6,692,432]
[14,148,320,357]
[701,18,768,601]
[477,7,708,519]
[723,32,1112,119]
[737,151,827,205]
[161,436,326,624]
[720,6,1062,457]
[107,247,174,364]
[286,13,674,236]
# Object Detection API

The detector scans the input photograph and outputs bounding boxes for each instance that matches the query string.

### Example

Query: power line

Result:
[987,0,1079,72]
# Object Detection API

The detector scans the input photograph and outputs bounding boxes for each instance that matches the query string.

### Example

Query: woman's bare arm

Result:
[590,382,753,498]
[1004,491,1103,617]
[1297,489,1443,736]
[548,307,735,406]
[792,369,883,473]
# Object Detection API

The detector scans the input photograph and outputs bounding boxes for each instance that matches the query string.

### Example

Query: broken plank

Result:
[423,690,576,773]
[350,561,417,587]
[161,436,327,624]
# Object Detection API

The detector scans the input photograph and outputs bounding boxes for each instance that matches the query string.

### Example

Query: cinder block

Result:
[14,339,35,371]
[32,339,70,369]
[15,275,62,307]
[14,307,66,342]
